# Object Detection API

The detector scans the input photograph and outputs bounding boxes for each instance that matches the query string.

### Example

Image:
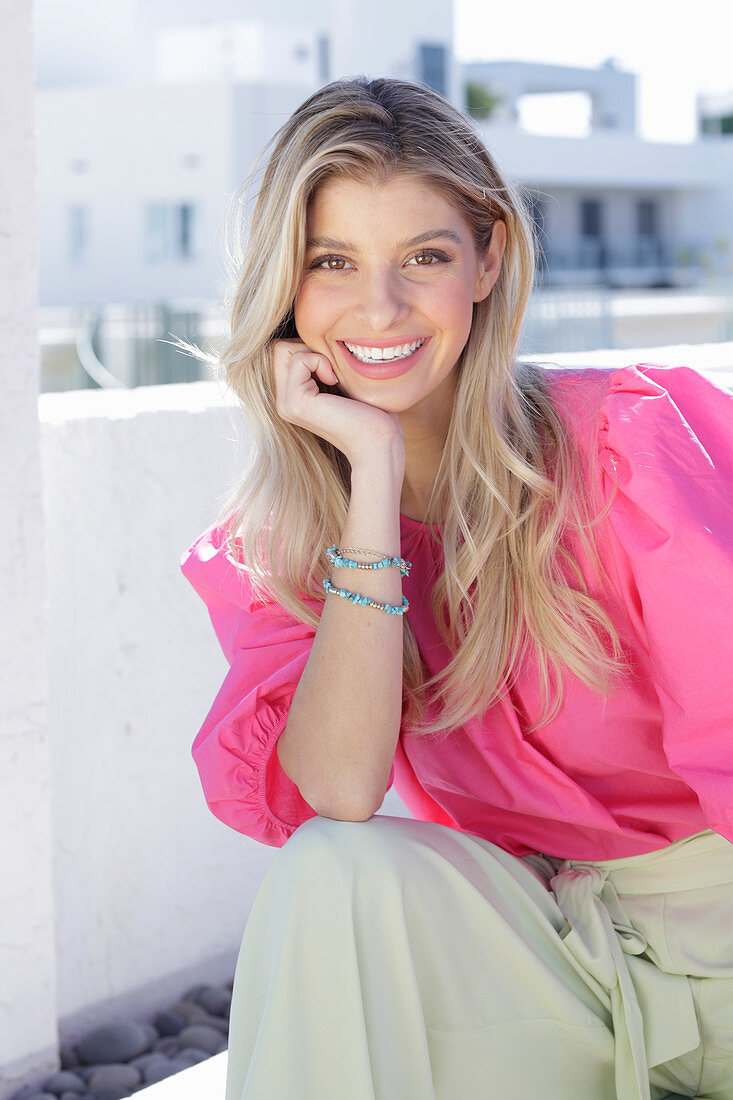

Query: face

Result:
[293,174,505,424]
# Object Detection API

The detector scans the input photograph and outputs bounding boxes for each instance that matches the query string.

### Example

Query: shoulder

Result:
[540,361,733,460]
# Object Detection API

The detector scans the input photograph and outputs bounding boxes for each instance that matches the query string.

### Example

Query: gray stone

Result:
[152,1037,180,1057]
[68,1068,95,1084]
[128,1053,166,1073]
[151,1010,186,1037]
[159,1057,189,1075]
[182,984,210,1002]
[165,1000,208,1025]
[10,1087,42,1100]
[60,1094,92,1100]
[75,1022,152,1065]
[87,1065,141,1091]
[193,986,231,1019]
[176,1048,210,1066]
[91,1087,132,1100]
[176,1025,223,1055]
[142,1060,178,1085]
[41,1071,86,1095]
[198,1013,228,1037]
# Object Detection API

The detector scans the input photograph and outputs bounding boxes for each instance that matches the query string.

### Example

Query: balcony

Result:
[541,239,706,288]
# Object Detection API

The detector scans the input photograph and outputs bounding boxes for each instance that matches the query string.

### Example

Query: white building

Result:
[36,0,455,307]
[36,6,733,313]
[465,59,733,289]
[698,89,733,137]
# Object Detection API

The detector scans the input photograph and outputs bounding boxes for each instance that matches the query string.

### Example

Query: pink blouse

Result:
[180,364,733,860]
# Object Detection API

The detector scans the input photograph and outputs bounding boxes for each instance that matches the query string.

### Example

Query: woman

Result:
[180,77,733,1099]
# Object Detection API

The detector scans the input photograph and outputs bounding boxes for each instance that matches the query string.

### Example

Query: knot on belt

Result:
[550,861,650,1100]
[553,862,648,957]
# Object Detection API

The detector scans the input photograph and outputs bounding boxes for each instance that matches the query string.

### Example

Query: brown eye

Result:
[406,249,450,267]
[308,254,352,271]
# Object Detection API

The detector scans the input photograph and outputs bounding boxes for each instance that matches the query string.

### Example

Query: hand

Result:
[272,340,405,466]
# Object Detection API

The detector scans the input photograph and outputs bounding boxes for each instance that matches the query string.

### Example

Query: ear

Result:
[473,219,507,303]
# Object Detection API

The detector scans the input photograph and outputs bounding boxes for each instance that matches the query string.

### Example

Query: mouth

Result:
[342,337,426,364]
[337,337,429,379]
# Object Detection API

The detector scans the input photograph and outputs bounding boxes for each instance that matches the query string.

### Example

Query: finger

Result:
[313,357,339,387]
[290,349,339,389]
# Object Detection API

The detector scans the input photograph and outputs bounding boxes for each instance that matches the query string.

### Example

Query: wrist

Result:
[349,438,406,485]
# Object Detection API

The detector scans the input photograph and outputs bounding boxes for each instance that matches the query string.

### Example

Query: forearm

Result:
[276,445,405,820]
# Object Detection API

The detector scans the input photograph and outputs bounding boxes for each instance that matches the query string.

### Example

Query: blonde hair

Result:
[205,76,625,739]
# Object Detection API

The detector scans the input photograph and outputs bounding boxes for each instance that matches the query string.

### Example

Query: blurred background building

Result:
[36,0,733,392]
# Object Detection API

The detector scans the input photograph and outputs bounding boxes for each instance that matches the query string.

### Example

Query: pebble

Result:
[176,1047,210,1066]
[192,986,231,1018]
[164,1000,208,1025]
[11,979,231,1100]
[42,1070,87,1093]
[150,1011,185,1037]
[86,1066,141,1091]
[91,1088,131,1100]
[152,1037,180,1057]
[175,1025,224,1056]
[75,1023,152,1066]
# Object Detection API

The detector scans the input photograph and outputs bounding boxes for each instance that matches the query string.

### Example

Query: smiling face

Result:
[293,173,505,427]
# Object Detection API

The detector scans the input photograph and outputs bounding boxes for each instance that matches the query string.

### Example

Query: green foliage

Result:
[465,81,502,120]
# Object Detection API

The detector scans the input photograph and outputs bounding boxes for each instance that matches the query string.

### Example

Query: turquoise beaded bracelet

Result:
[322,577,409,615]
[326,546,412,577]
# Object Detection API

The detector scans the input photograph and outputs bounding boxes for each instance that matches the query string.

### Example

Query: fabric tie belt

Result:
[545,831,733,1100]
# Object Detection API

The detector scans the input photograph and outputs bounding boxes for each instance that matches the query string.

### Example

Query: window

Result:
[580,199,603,238]
[317,34,330,85]
[418,43,447,97]
[69,205,89,265]
[637,199,658,238]
[144,202,197,262]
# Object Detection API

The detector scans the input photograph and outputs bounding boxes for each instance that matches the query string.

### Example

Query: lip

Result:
[338,337,430,379]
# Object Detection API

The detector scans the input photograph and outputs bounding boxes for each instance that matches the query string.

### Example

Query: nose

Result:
[352,268,410,332]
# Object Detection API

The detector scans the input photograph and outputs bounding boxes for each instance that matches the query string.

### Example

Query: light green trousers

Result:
[224,816,733,1100]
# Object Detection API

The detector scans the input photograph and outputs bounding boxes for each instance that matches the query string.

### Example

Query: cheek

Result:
[293,284,340,343]
[424,281,476,339]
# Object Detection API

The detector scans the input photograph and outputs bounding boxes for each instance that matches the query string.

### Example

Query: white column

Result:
[0,1,59,1095]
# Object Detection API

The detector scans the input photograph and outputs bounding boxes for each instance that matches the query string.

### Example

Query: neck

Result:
[398,415,450,524]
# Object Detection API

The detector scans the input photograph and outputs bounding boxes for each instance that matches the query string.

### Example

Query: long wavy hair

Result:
[202,76,625,740]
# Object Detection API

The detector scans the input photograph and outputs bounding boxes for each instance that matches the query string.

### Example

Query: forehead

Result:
[305,173,470,241]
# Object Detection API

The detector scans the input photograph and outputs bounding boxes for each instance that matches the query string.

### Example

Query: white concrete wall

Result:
[37,375,414,1051]
[37,381,268,1041]
[0,2,58,1098]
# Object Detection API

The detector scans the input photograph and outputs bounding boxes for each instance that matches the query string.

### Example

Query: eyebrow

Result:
[305,228,463,251]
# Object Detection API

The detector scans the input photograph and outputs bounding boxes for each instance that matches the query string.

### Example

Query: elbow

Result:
[307,787,386,824]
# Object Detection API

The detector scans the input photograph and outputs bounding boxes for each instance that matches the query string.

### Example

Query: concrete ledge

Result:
[135,1052,227,1099]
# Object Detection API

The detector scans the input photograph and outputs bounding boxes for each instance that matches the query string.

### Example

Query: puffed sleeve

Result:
[181,522,320,846]
[598,364,733,838]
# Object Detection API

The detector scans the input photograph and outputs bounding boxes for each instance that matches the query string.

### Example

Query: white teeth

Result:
[344,338,425,364]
